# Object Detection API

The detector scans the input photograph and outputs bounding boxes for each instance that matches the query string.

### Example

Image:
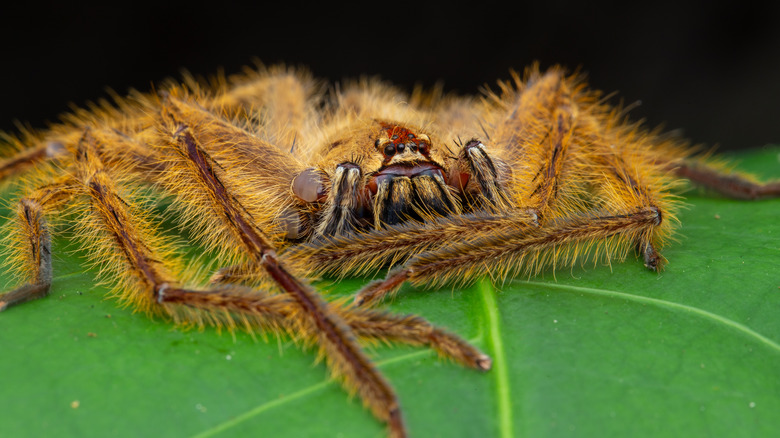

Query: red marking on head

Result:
[376,122,431,161]
[380,123,416,146]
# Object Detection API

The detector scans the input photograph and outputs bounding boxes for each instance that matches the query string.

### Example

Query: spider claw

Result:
[639,241,662,271]
[476,355,493,371]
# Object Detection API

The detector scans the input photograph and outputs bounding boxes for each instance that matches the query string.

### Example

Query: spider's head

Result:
[308,120,462,233]
[373,122,432,166]
[365,122,461,227]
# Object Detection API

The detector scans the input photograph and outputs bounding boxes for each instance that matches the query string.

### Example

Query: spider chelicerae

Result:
[1,64,778,437]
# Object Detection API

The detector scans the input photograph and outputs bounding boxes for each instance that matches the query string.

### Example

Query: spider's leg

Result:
[672,160,780,200]
[178,252,493,369]
[156,97,407,438]
[76,130,492,373]
[202,248,494,369]
[86,127,170,179]
[207,262,265,285]
[498,68,684,271]
[0,136,68,183]
[0,179,76,311]
[577,109,686,271]
[585,148,676,270]
[211,66,320,154]
[285,210,539,280]
[481,68,585,224]
[354,207,662,306]
[0,143,48,181]
[341,305,492,370]
[69,133,291,324]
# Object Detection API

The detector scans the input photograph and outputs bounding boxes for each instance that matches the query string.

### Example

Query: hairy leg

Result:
[484,68,583,221]
[354,207,661,306]
[672,160,780,200]
[0,179,76,310]
[153,100,408,436]
[286,210,539,279]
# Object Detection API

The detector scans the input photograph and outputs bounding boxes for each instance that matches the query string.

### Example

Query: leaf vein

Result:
[188,344,477,437]
[519,280,780,354]
[478,277,514,438]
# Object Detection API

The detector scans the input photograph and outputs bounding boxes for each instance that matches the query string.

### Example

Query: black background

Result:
[2,1,778,150]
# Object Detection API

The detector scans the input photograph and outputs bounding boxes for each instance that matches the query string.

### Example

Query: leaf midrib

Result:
[478,277,515,438]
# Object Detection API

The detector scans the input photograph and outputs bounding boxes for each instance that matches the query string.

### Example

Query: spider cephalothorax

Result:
[317,120,467,234]
[1,64,778,438]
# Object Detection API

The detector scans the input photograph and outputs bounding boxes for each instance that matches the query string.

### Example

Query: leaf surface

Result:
[0,146,778,438]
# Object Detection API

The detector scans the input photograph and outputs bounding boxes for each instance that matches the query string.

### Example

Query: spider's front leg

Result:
[352,207,663,306]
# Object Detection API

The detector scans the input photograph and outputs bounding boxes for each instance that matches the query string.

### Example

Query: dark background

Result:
[2,1,778,151]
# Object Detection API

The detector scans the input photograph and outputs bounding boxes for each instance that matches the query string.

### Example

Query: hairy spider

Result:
[1,64,778,437]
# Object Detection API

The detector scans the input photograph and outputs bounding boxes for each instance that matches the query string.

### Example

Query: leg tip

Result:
[353,292,372,307]
[387,407,407,438]
[638,241,663,271]
[476,355,493,371]
[208,271,227,285]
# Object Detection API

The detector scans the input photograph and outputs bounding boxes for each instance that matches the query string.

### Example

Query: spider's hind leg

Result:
[673,160,780,200]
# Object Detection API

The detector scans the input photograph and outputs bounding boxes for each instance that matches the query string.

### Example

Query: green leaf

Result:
[1,146,778,438]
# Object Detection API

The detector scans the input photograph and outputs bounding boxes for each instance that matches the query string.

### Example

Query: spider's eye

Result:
[417,134,431,155]
[376,138,394,156]
[396,143,406,153]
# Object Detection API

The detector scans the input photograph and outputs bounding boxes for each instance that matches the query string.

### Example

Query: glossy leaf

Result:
[0,146,778,438]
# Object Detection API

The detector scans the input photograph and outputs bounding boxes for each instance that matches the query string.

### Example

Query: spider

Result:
[1,63,778,438]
